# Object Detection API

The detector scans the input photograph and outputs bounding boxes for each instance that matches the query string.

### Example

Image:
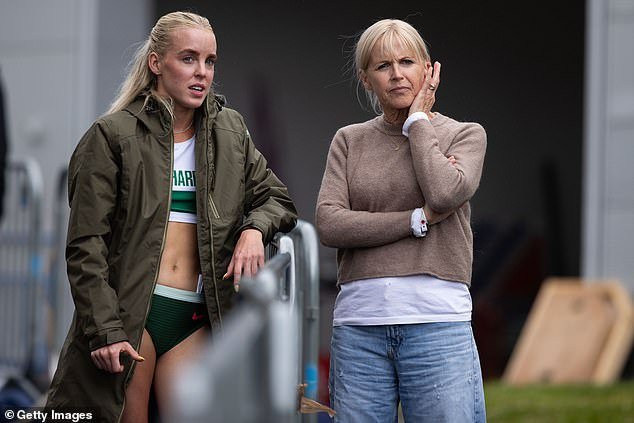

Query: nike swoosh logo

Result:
[192,312,205,321]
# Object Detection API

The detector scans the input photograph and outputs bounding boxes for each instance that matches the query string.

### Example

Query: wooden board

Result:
[503,278,634,385]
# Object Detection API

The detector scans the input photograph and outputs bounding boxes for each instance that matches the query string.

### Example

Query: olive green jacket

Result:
[45,94,297,422]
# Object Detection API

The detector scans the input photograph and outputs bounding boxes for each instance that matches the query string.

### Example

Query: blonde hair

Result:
[354,19,430,114]
[107,11,214,117]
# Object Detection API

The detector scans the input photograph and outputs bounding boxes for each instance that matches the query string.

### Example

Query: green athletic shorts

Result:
[145,284,209,357]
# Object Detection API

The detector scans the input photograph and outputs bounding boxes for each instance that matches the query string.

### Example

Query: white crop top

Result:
[169,136,197,224]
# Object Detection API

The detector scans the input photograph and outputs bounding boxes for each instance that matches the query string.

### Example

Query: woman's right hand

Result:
[90,341,144,373]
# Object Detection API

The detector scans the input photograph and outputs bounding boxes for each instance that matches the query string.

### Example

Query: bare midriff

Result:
[157,221,200,292]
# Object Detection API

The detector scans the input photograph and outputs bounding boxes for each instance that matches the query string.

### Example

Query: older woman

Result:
[45,11,297,423]
[316,19,486,422]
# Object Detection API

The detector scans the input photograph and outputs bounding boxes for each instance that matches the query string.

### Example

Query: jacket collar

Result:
[124,93,226,137]
[204,92,225,121]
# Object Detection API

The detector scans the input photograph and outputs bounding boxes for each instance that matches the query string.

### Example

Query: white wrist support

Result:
[411,207,428,238]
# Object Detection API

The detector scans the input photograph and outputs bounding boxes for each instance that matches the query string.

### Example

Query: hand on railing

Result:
[223,228,265,292]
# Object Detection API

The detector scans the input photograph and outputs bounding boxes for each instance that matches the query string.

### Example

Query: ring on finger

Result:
[428,84,436,91]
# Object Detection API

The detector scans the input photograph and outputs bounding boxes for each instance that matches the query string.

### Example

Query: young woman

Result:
[46,11,297,423]
[316,19,487,422]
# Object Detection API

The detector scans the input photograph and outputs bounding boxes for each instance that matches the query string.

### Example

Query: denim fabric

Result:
[329,322,486,422]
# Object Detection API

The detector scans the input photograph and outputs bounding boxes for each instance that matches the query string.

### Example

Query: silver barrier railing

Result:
[171,219,321,423]
[0,157,46,398]
[170,253,298,423]
[294,220,320,409]
[270,222,321,408]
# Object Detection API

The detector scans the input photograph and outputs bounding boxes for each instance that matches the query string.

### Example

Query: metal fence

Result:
[0,158,46,400]
[268,221,321,406]
[170,220,321,423]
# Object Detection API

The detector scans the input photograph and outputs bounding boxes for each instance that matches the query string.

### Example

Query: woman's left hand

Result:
[223,228,265,291]
[409,61,441,119]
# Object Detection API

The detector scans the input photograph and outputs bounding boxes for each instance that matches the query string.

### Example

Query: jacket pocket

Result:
[208,195,221,219]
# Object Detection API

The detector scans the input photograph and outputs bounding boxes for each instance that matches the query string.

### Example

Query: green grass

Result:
[484,381,634,423]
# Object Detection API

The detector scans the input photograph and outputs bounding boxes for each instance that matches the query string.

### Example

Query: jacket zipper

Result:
[116,133,174,423]
[204,120,223,327]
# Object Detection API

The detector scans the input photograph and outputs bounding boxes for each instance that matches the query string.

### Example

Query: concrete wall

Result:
[584,0,634,293]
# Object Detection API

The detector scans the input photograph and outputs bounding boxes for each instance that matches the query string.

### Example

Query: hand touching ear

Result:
[409,61,441,119]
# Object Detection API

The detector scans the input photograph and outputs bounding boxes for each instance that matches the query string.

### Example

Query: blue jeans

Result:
[329,322,486,422]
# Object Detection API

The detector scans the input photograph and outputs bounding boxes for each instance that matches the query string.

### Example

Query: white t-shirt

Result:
[332,274,472,326]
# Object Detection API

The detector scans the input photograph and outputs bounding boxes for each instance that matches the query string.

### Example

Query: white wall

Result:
[0,0,98,231]
[584,0,634,293]
[0,0,151,231]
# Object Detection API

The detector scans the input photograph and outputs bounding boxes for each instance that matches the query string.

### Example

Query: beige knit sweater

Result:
[315,113,486,285]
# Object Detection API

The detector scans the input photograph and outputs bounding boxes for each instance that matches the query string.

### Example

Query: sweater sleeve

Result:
[408,119,487,213]
[66,121,128,351]
[315,129,412,249]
